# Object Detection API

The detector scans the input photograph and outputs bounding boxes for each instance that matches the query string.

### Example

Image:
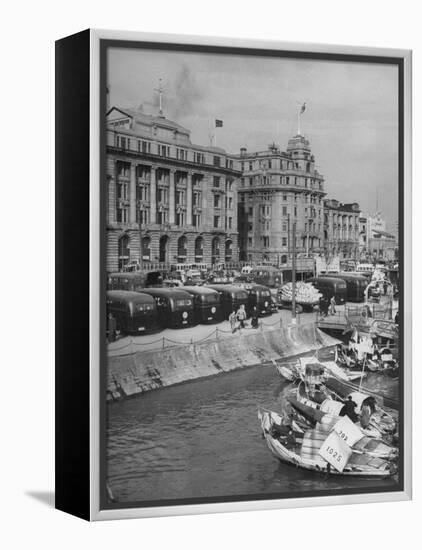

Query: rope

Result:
[132,338,164,346]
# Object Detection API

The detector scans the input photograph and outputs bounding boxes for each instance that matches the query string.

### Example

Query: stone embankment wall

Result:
[107,323,338,401]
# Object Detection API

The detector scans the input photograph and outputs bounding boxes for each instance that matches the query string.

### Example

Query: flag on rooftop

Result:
[300,102,306,114]
[215,119,223,127]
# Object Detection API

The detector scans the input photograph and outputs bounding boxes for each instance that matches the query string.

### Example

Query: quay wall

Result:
[107,322,339,401]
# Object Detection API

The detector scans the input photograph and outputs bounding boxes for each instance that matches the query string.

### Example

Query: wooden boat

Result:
[293,377,397,437]
[325,376,399,411]
[258,408,397,477]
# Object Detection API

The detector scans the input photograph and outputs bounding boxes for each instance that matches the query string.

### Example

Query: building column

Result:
[186,171,193,226]
[169,169,175,224]
[129,163,137,224]
[150,165,157,224]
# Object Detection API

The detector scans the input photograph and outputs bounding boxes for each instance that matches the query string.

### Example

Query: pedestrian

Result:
[229,309,237,333]
[383,280,388,295]
[251,305,259,329]
[394,310,399,325]
[329,295,336,315]
[236,303,247,329]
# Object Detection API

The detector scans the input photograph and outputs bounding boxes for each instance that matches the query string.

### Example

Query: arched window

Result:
[177,236,187,262]
[118,234,130,271]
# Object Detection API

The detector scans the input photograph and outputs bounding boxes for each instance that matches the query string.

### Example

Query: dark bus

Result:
[307,276,347,305]
[233,282,273,316]
[106,290,158,335]
[140,288,195,329]
[107,271,165,291]
[250,266,283,288]
[182,286,222,324]
[206,284,249,319]
[323,273,368,302]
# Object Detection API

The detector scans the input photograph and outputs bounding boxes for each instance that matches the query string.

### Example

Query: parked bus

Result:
[356,263,374,275]
[206,284,249,319]
[107,271,165,291]
[106,291,158,335]
[322,273,368,303]
[233,282,272,316]
[306,276,347,305]
[250,266,283,288]
[140,288,195,329]
[182,286,222,324]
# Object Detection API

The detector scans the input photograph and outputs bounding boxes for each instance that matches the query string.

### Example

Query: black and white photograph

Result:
[101,38,406,510]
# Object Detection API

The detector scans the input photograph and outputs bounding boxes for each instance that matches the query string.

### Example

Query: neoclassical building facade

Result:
[236,134,326,264]
[323,199,361,260]
[106,107,240,272]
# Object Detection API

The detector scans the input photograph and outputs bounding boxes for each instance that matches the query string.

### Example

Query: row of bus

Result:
[107,283,273,335]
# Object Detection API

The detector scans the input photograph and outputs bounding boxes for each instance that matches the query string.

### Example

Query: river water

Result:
[106,364,399,505]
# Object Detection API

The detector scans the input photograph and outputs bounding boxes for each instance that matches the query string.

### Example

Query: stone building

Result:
[106,107,240,272]
[236,134,326,265]
[323,200,361,260]
[359,216,368,259]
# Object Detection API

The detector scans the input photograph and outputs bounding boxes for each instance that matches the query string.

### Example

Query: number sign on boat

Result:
[319,431,352,472]
[333,416,364,447]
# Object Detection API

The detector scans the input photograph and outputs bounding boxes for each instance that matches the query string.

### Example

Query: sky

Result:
[107,47,399,229]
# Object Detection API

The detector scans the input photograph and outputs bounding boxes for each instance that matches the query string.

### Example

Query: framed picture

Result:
[55,29,412,521]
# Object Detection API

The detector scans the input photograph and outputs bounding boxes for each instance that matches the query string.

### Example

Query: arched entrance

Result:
[159,235,169,263]
[225,239,233,262]
[118,234,130,271]
[142,236,151,262]
[177,235,187,263]
[194,236,204,262]
[211,236,220,265]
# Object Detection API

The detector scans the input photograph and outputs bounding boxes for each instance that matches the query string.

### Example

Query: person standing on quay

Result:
[329,295,337,315]
[237,304,247,330]
[229,309,237,333]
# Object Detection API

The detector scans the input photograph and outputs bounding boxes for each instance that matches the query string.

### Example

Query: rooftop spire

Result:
[154,78,166,117]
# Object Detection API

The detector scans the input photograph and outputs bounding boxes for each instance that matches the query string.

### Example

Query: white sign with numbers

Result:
[333,415,364,447]
[319,431,352,472]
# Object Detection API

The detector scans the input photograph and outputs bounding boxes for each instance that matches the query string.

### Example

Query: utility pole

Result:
[292,220,297,324]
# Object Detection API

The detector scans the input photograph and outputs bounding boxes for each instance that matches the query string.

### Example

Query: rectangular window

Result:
[263,236,270,247]
[294,207,297,216]
[214,194,220,208]
[249,162,253,171]
[248,237,252,246]
[228,217,232,229]
[283,194,287,201]
[282,237,287,246]
[213,176,220,187]
[213,156,221,167]
[286,177,290,185]
[282,223,287,232]
[228,197,233,209]
[282,206,287,215]
[268,160,272,169]
[213,216,220,228]
[249,177,253,186]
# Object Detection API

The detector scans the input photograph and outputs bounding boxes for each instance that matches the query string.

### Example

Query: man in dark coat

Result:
[339,395,358,423]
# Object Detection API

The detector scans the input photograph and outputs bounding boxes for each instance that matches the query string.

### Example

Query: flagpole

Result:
[297,106,301,136]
